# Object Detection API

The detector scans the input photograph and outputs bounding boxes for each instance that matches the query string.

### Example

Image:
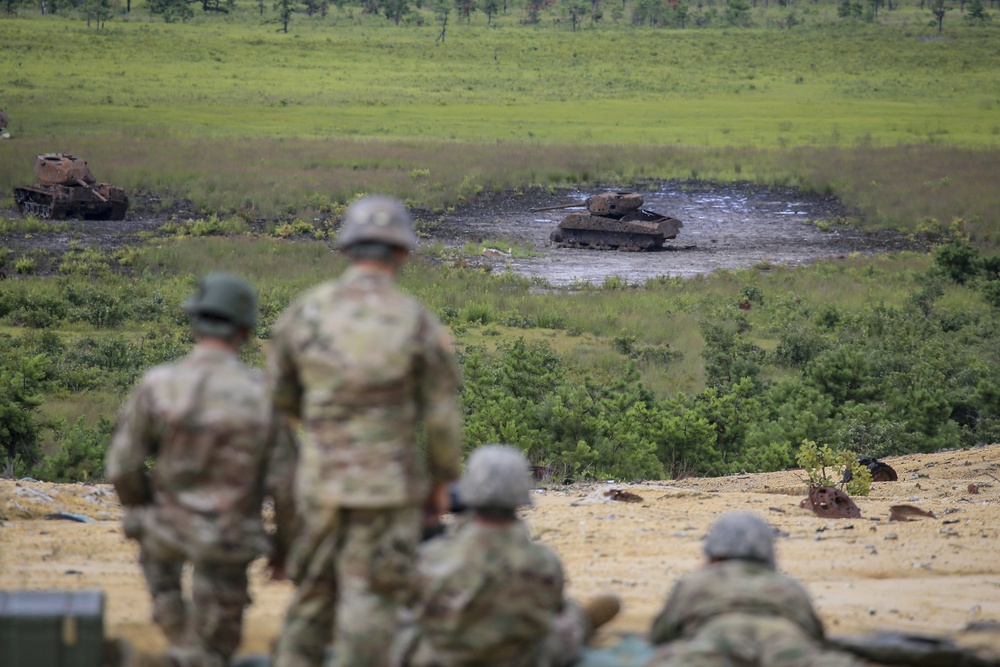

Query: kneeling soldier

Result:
[396,444,620,667]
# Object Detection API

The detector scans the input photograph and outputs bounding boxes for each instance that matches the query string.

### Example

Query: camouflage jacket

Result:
[268,264,463,507]
[649,560,825,645]
[406,520,565,667]
[106,346,297,566]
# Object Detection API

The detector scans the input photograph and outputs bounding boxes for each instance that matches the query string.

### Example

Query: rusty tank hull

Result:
[13,153,128,221]
[542,192,683,251]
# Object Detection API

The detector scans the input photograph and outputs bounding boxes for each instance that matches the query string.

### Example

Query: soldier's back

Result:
[137,347,278,563]
[412,521,564,666]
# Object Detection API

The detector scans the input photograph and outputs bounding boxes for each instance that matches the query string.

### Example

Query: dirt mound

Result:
[1,445,998,658]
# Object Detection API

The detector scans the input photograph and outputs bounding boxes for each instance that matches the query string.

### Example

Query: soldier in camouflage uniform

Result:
[106,272,297,667]
[269,195,464,667]
[647,512,862,667]
[395,444,621,667]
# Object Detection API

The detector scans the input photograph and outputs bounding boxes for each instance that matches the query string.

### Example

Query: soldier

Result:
[106,272,297,667]
[395,444,621,667]
[647,511,862,667]
[269,195,464,667]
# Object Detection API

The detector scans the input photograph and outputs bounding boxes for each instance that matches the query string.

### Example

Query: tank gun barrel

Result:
[76,179,108,202]
[531,201,586,213]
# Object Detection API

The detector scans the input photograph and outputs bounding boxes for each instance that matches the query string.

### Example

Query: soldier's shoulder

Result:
[282,280,338,311]
[226,361,268,391]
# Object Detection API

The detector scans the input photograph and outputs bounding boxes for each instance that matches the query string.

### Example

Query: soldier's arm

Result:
[106,383,156,507]
[649,580,687,645]
[264,414,299,569]
[783,580,826,640]
[417,313,463,486]
[267,309,304,420]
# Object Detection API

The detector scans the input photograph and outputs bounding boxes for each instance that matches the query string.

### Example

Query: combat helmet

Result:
[458,444,533,510]
[336,195,418,252]
[703,511,776,569]
[182,272,257,339]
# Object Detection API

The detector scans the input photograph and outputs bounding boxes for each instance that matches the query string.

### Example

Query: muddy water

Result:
[440,185,914,286]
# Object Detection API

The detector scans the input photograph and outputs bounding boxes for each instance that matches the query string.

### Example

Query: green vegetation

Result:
[2,13,999,238]
[1,233,998,481]
[797,439,872,496]
[1,8,998,481]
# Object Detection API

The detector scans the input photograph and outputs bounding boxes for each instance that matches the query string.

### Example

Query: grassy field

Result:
[2,11,1000,230]
[3,16,999,145]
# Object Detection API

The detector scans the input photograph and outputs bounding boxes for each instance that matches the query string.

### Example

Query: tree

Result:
[481,0,498,22]
[149,0,193,21]
[304,0,328,14]
[81,0,114,28]
[433,0,450,41]
[671,1,689,26]
[523,0,544,22]
[589,0,602,21]
[274,0,296,32]
[724,0,751,24]
[837,0,862,17]
[454,0,474,21]
[966,0,990,20]
[562,0,587,28]
[929,1,949,35]
[632,0,666,24]
[2,0,30,14]
[378,0,406,22]
[199,0,233,11]
[0,354,50,475]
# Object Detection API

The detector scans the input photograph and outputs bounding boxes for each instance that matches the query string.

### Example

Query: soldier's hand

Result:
[122,507,145,540]
[268,556,287,582]
[427,482,449,521]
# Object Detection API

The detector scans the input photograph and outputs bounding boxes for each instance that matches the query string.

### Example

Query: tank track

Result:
[14,188,54,219]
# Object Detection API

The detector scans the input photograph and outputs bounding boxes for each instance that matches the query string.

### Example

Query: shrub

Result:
[0,354,51,472]
[38,416,114,483]
[14,256,36,275]
[935,240,981,285]
[797,439,871,496]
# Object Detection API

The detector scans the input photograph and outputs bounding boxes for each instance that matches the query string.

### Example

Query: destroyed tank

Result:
[14,153,128,221]
[536,191,682,251]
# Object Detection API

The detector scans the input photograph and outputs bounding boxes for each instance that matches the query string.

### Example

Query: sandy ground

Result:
[2,445,999,660]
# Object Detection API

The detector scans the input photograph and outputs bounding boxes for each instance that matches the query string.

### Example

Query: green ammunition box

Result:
[0,590,106,667]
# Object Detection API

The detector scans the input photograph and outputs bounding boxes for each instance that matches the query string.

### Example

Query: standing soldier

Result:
[107,272,297,667]
[647,512,862,667]
[396,444,621,667]
[269,195,464,667]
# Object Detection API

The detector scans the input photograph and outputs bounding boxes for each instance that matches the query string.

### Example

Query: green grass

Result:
[2,14,999,236]
[3,19,998,146]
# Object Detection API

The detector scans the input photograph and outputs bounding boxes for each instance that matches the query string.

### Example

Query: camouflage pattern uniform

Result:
[107,345,297,667]
[647,513,861,667]
[399,520,592,667]
[269,198,463,667]
[395,445,596,667]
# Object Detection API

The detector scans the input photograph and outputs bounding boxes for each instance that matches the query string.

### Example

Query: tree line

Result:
[2,0,994,34]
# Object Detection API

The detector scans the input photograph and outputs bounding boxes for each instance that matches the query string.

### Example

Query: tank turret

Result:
[534,191,682,251]
[14,153,128,220]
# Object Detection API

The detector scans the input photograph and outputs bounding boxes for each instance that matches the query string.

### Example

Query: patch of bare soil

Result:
[433,183,924,286]
[2,445,998,660]
[0,195,192,277]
